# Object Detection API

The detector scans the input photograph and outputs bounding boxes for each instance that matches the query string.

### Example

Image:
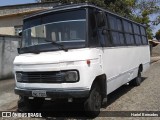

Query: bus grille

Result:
[17,71,64,83]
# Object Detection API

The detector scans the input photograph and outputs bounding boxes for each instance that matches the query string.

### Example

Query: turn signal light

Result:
[86,59,91,65]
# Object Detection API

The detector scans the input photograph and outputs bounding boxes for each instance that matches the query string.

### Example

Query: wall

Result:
[0,35,20,80]
[0,2,56,17]
[0,2,57,36]
[0,15,23,35]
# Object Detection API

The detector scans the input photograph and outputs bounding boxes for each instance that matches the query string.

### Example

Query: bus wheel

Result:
[130,70,142,86]
[84,84,102,117]
[17,96,26,112]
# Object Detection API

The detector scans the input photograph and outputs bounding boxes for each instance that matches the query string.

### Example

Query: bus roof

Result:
[24,3,145,27]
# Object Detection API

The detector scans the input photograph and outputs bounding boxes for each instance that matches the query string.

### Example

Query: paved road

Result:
[0,60,160,119]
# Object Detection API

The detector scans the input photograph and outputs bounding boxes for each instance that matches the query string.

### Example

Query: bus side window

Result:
[111,31,120,46]
[117,18,125,45]
[137,26,142,45]
[109,15,121,46]
[133,24,142,45]
[142,36,148,45]
[95,10,107,47]
[105,13,112,47]
[128,22,135,45]
[140,26,148,45]
[123,20,135,45]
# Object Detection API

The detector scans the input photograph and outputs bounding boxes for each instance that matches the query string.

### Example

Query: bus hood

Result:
[14,48,99,65]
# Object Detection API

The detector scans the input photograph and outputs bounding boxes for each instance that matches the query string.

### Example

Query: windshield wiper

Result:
[49,41,68,52]
[45,39,68,52]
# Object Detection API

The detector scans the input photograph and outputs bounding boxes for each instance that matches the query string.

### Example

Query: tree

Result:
[105,0,135,18]
[36,0,160,39]
[36,0,106,7]
[155,30,160,41]
[36,0,135,17]
[131,0,160,39]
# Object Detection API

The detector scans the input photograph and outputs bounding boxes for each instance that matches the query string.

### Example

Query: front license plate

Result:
[32,90,47,97]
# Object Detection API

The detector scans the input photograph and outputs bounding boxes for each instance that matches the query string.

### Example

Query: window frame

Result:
[87,7,149,48]
[107,14,126,46]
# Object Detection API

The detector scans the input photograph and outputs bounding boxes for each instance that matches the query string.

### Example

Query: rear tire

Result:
[101,97,108,108]
[84,84,102,117]
[130,70,142,86]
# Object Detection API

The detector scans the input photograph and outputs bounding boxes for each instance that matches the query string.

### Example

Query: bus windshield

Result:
[20,9,86,53]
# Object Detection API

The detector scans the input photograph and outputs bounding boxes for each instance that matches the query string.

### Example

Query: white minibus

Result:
[14,3,150,116]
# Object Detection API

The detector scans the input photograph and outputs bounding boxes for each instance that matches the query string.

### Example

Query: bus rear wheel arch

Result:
[130,65,143,86]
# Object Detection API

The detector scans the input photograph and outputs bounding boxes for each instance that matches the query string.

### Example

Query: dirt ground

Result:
[152,44,160,57]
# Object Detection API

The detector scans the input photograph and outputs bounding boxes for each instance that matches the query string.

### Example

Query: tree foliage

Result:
[105,0,135,18]
[37,0,160,39]
[131,0,160,39]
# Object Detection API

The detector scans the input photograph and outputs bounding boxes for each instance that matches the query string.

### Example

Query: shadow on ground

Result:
[106,77,147,106]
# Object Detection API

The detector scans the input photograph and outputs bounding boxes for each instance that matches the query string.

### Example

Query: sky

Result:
[0,0,159,35]
[0,0,35,6]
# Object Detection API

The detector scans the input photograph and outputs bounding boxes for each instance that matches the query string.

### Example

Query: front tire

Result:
[84,84,102,117]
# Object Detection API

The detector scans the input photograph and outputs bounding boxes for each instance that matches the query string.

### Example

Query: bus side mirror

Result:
[96,11,106,28]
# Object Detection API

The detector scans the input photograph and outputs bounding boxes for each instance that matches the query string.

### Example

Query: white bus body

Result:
[14,3,150,116]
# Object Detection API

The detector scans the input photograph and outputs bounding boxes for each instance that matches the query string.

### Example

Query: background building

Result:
[0,2,56,80]
[0,2,56,36]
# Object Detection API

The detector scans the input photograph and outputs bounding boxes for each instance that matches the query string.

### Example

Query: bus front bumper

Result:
[14,87,90,99]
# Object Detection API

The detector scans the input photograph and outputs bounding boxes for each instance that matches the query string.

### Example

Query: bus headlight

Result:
[64,71,78,82]
[16,72,22,82]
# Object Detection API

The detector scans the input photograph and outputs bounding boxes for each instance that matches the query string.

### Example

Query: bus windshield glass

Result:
[20,9,86,53]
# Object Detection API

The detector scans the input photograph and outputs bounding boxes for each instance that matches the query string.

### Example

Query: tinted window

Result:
[140,26,146,35]
[133,24,140,34]
[125,34,135,45]
[105,31,112,47]
[125,34,131,45]
[105,13,147,47]
[24,9,86,30]
[105,14,109,28]
[119,33,125,44]
[43,10,86,24]
[104,13,112,46]
[128,22,133,33]
[111,32,120,45]
[109,15,117,30]
[123,20,128,32]
[142,36,148,44]
[117,19,122,31]
[88,9,99,47]
[130,35,135,44]
[135,35,142,45]
[123,21,133,33]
